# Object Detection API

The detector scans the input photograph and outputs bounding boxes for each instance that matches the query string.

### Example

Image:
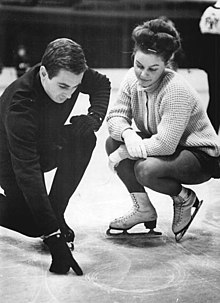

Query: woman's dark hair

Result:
[41,38,87,79]
[132,18,181,63]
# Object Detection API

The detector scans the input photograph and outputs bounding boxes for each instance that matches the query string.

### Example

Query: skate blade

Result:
[106,228,162,238]
[175,199,203,242]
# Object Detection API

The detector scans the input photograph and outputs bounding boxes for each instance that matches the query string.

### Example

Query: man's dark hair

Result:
[41,38,88,78]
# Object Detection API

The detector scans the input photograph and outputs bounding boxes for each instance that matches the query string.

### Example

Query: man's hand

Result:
[122,129,147,159]
[70,115,99,137]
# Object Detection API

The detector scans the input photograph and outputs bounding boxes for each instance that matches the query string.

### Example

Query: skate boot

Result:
[106,192,161,237]
[172,189,203,242]
[43,232,83,275]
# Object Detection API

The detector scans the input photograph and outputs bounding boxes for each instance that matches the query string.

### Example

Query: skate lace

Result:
[113,195,139,223]
[173,191,196,227]
[173,197,184,226]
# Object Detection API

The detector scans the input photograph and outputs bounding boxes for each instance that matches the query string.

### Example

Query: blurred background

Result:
[0,0,216,69]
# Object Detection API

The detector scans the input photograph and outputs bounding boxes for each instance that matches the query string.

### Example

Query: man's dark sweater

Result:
[0,64,110,235]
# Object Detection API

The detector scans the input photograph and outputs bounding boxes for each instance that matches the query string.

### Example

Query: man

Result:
[199,0,220,134]
[0,38,110,275]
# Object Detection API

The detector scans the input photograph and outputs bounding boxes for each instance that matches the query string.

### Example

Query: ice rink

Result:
[0,68,220,303]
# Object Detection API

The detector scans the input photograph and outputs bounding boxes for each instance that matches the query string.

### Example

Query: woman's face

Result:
[134,50,166,88]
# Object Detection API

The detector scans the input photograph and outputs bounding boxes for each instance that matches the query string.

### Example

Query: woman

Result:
[106,19,220,241]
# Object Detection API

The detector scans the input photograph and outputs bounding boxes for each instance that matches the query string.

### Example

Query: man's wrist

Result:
[88,112,103,131]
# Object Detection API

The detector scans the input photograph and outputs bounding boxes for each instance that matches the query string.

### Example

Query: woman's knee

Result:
[105,136,121,155]
[134,159,159,186]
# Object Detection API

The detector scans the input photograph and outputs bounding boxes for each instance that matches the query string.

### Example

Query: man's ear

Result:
[40,65,48,78]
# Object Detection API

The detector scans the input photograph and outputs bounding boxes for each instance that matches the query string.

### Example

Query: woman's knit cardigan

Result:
[107,68,220,157]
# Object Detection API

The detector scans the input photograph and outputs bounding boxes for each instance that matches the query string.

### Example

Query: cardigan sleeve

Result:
[107,74,134,141]
[143,83,193,156]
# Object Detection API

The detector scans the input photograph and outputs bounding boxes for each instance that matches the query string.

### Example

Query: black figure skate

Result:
[172,189,203,242]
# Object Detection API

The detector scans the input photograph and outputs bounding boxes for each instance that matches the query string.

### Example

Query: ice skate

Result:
[172,189,203,242]
[106,192,162,238]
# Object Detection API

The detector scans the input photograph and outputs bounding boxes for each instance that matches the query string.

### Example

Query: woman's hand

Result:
[108,144,136,172]
[109,150,121,172]
[122,129,147,159]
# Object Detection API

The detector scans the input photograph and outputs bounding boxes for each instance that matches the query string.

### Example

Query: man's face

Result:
[40,67,84,103]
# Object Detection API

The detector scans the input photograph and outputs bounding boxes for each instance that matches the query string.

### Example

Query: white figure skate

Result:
[106,192,162,238]
[172,189,203,242]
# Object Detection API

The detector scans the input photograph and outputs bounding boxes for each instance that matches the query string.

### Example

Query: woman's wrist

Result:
[122,128,134,140]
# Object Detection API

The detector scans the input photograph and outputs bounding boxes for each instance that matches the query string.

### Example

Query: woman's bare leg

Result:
[134,150,211,196]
